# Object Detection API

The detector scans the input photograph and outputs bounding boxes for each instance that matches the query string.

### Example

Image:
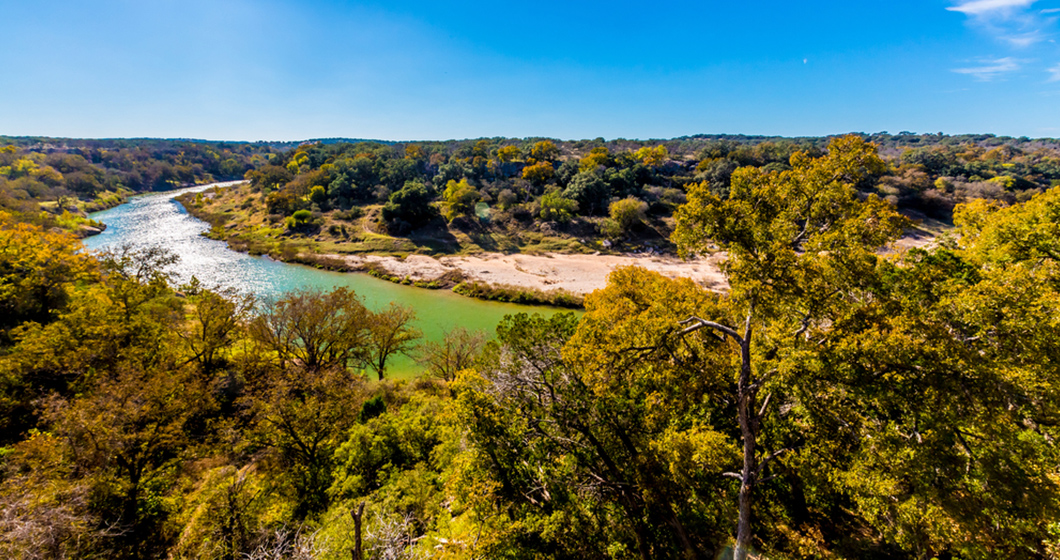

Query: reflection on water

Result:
[85,182,288,294]
[85,182,570,376]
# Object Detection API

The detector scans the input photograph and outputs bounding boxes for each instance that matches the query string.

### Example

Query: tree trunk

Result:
[734,325,756,560]
[351,502,365,560]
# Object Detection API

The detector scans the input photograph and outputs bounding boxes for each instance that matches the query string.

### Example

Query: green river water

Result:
[84,182,572,376]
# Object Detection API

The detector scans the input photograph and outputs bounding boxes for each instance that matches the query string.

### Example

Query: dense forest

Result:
[4,134,1060,558]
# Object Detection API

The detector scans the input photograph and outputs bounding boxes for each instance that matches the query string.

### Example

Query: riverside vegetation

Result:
[7,132,1060,305]
[0,137,277,236]
[4,136,1060,558]
[180,132,1060,305]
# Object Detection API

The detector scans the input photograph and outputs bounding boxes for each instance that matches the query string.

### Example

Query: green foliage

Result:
[563,170,610,216]
[496,188,517,210]
[457,281,739,557]
[309,184,328,207]
[675,135,904,309]
[381,180,437,234]
[359,395,387,422]
[452,280,583,307]
[537,190,578,223]
[441,178,479,223]
[607,196,648,237]
[9,132,1060,560]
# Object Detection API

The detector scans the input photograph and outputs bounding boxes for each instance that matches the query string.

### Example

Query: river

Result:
[84,182,571,377]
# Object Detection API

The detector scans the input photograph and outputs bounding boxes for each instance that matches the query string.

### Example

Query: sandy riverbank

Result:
[328,251,730,296]
[323,223,940,298]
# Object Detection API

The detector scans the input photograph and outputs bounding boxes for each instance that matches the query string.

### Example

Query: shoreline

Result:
[173,183,729,306]
[171,183,937,308]
[82,180,246,238]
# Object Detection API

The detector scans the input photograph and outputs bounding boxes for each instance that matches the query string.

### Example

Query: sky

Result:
[2,0,1060,141]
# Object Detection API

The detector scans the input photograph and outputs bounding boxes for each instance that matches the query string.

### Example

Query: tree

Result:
[0,215,96,341]
[607,196,648,237]
[634,145,668,168]
[288,209,314,229]
[537,190,578,223]
[381,180,437,234]
[404,144,426,161]
[365,303,421,380]
[245,165,292,193]
[416,327,485,382]
[250,287,371,374]
[309,185,328,207]
[521,161,554,185]
[563,171,610,216]
[496,189,518,210]
[529,140,559,163]
[440,178,480,223]
[672,136,906,559]
[457,304,733,558]
[579,146,611,172]
[179,286,254,376]
[495,145,521,163]
[265,190,298,215]
[247,361,368,520]
[45,361,210,560]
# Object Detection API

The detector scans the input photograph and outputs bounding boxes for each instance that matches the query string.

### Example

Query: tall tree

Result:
[672,135,905,559]
[365,303,421,380]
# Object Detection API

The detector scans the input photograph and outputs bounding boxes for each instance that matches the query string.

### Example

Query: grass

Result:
[452,280,583,308]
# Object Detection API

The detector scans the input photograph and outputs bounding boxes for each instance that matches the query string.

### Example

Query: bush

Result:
[381,181,437,234]
[608,196,648,234]
[538,191,578,223]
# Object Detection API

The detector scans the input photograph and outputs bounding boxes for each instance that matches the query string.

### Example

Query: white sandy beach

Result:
[332,251,730,296]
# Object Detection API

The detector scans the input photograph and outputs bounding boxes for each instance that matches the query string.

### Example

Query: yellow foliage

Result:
[578,146,610,172]
[634,145,668,167]
[0,215,97,331]
[529,140,559,162]
[405,143,426,160]
[521,161,554,185]
[495,145,521,163]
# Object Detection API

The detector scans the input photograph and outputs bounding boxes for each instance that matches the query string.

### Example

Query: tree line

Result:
[239,133,1060,251]
[2,136,1060,558]
[0,138,276,232]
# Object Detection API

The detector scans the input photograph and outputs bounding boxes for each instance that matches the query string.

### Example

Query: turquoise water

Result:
[85,182,571,376]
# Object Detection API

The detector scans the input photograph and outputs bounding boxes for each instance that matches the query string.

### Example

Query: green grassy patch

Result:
[452,280,583,308]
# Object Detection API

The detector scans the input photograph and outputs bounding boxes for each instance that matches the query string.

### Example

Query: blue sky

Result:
[2,0,1060,141]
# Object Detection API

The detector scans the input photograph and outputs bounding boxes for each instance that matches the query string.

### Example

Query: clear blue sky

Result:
[2,0,1060,141]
